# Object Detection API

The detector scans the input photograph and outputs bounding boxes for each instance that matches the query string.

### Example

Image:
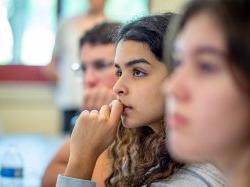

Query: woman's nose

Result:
[165,67,190,102]
[113,76,128,97]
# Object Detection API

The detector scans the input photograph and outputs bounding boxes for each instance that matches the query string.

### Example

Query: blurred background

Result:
[0,0,185,135]
[0,0,185,186]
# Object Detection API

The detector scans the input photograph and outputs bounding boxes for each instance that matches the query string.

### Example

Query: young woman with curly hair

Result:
[56,13,225,187]
[104,13,183,187]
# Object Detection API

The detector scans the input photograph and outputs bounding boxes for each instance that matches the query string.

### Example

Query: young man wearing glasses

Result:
[42,22,120,187]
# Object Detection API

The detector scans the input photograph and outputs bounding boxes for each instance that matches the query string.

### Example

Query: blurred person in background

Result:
[42,22,120,187]
[163,0,250,186]
[43,0,107,133]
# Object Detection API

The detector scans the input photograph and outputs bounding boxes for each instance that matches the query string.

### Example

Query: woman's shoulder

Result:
[151,163,226,187]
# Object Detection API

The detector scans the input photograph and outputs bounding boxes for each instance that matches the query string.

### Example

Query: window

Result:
[0,0,57,66]
[105,0,148,23]
[0,0,148,66]
[62,0,149,23]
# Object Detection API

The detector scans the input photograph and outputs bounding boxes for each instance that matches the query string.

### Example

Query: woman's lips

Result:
[122,105,133,115]
[168,113,188,128]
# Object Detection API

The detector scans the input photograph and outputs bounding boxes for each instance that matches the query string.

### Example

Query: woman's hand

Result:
[64,100,123,179]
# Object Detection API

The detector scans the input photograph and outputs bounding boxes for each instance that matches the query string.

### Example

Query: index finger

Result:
[109,100,123,126]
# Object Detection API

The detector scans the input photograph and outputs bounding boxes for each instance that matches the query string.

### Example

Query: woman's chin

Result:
[166,133,187,161]
[121,116,138,129]
[167,136,204,163]
[121,121,133,128]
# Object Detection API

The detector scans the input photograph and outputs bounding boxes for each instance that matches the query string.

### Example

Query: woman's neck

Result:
[213,144,250,181]
[147,119,164,135]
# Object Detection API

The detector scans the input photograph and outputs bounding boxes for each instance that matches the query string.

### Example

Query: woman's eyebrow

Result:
[115,58,151,69]
[194,46,227,57]
[125,58,150,68]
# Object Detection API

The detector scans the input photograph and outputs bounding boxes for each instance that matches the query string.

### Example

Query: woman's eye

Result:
[198,62,217,73]
[133,69,146,77]
[115,69,122,77]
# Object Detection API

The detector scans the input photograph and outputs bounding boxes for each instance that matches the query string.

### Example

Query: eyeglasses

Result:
[71,60,114,73]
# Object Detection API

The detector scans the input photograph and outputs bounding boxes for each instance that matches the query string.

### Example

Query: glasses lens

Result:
[75,60,113,72]
[93,60,113,70]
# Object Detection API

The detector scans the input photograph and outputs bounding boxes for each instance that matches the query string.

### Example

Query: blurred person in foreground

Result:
[41,22,121,187]
[163,0,250,186]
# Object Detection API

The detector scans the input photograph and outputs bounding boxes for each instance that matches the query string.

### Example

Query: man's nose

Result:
[84,68,99,88]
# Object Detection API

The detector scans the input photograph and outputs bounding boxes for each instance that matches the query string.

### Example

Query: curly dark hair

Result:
[105,13,183,187]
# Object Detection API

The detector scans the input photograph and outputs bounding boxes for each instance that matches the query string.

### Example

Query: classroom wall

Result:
[150,0,185,14]
[0,83,61,135]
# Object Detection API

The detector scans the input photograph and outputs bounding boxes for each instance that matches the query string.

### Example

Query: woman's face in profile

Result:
[113,40,167,133]
[163,12,250,164]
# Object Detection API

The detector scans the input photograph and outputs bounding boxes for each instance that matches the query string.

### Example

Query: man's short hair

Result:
[79,22,121,48]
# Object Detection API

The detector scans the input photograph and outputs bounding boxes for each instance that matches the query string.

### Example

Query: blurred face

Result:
[113,40,167,132]
[164,12,250,165]
[80,43,117,89]
[88,0,106,12]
